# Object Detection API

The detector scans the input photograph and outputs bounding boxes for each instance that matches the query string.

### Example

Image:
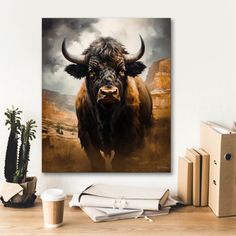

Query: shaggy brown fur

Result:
[63,36,152,171]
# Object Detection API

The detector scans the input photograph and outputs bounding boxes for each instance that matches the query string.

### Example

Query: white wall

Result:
[0,0,236,194]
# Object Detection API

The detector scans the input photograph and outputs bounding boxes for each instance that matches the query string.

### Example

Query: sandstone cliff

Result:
[145,58,171,91]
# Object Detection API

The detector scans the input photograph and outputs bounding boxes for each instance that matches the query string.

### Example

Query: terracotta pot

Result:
[0,176,37,208]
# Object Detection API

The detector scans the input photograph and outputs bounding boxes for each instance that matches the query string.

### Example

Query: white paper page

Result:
[82,206,143,222]
[95,207,141,216]
[80,195,160,210]
[84,184,168,199]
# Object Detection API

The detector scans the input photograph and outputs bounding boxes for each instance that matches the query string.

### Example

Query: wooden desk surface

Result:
[0,197,236,236]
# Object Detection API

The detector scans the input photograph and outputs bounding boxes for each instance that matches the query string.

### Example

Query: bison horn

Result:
[124,35,145,63]
[62,38,86,64]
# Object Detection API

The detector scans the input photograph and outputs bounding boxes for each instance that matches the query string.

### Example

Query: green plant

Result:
[14,120,37,183]
[4,107,37,183]
[4,107,22,182]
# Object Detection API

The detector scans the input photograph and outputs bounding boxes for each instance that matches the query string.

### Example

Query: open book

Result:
[70,184,182,222]
[81,206,172,222]
[82,207,144,222]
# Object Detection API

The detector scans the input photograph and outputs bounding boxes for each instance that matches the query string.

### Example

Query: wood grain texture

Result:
[0,197,236,236]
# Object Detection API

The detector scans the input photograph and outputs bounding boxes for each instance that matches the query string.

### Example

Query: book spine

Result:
[200,155,209,206]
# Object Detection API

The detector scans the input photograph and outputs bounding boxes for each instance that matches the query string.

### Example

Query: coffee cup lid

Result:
[41,188,66,201]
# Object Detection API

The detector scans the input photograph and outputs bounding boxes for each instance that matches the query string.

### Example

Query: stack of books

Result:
[178,121,236,217]
[70,184,182,222]
[178,148,209,206]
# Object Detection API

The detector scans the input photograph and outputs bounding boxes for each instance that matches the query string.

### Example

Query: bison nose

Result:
[100,87,118,96]
[97,86,120,104]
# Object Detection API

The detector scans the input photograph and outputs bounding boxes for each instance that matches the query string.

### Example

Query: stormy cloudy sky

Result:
[42,18,171,95]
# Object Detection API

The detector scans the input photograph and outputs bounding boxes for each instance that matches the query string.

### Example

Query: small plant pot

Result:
[0,176,37,208]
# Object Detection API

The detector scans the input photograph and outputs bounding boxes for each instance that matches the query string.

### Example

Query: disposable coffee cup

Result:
[41,188,66,228]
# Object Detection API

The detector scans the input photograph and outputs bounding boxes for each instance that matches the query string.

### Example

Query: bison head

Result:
[62,36,146,106]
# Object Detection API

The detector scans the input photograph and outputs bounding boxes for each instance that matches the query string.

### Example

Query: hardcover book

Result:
[186,149,201,206]
[178,157,193,205]
[195,148,209,206]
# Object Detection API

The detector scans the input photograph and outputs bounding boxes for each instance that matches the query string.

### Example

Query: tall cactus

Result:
[14,120,37,183]
[13,125,25,183]
[4,107,22,182]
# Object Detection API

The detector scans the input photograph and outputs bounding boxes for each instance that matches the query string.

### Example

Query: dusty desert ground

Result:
[42,90,170,172]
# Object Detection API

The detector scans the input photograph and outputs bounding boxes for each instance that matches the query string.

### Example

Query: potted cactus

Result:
[0,107,37,207]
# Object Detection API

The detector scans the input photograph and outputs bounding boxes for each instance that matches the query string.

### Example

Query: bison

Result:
[62,36,152,171]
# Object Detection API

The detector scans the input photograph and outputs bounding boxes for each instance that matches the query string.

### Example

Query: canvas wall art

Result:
[42,18,171,172]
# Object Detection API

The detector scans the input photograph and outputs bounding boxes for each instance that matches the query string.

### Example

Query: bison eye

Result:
[89,71,96,78]
[119,71,125,77]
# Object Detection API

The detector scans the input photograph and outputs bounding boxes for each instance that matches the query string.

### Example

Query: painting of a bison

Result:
[42,18,171,172]
[62,36,152,171]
